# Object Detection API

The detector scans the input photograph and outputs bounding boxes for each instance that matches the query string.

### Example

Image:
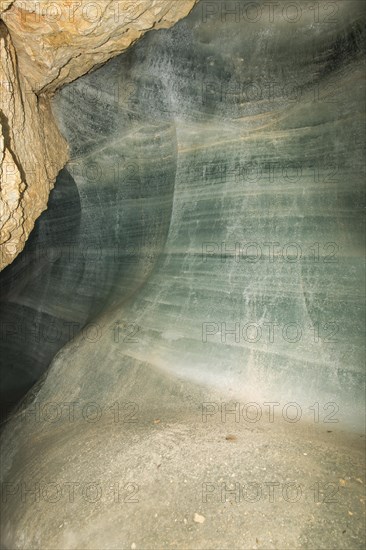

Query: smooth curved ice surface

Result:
[1,0,365,429]
[1,2,366,548]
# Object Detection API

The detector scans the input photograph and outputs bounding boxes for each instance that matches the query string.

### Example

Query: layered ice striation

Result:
[1,0,365,428]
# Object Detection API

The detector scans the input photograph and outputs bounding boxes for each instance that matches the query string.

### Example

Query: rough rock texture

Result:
[0,0,197,270]
[0,1,12,13]
[1,0,199,93]
[0,21,69,269]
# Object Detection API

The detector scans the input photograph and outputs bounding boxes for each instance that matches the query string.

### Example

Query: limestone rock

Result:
[0,21,68,269]
[0,1,13,14]
[2,1,199,94]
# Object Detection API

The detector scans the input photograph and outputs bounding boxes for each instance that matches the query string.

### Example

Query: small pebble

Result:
[194,513,205,524]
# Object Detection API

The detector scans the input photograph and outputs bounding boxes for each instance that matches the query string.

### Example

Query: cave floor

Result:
[2,392,365,550]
